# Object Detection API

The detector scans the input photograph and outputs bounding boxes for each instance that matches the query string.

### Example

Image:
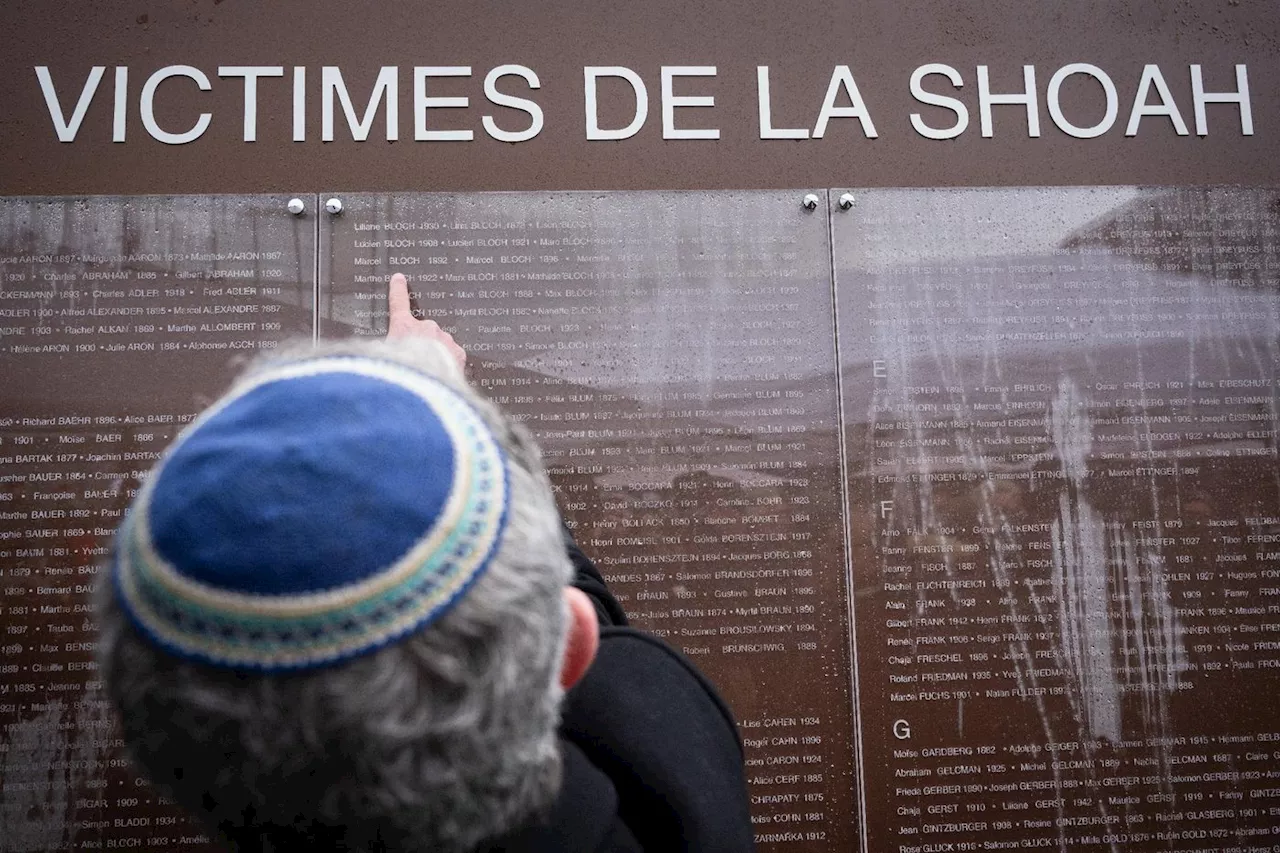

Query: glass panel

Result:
[322,190,857,850]
[0,194,315,852]
[835,187,1280,852]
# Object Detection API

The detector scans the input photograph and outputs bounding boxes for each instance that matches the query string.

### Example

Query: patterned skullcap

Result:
[111,356,510,672]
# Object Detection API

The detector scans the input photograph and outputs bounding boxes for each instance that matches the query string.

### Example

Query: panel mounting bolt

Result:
[838,193,855,210]
[324,198,344,215]
[286,198,305,216]
[801,193,820,211]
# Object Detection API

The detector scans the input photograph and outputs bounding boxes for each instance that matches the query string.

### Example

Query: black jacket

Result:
[486,531,754,852]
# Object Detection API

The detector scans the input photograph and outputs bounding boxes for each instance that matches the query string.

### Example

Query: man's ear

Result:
[560,587,599,690]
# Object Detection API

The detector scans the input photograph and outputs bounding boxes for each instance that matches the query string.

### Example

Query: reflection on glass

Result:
[836,187,1280,852]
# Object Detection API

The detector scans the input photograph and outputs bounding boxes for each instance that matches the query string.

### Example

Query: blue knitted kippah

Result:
[112,356,510,672]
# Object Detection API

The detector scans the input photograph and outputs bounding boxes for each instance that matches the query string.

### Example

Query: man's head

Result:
[97,337,597,852]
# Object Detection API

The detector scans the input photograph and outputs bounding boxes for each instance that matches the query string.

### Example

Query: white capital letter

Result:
[141,65,212,145]
[977,65,1040,138]
[112,67,128,142]
[1125,64,1188,136]
[584,67,648,140]
[322,66,399,142]
[757,66,808,139]
[483,64,542,143]
[813,65,878,138]
[414,66,472,141]
[1046,64,1117,139]
[218,66,283,142]
[1191,64,1252,136]
[909,63,968,140]
[661,66,719,140]
[293,67,306,141]
[35,66,105,142]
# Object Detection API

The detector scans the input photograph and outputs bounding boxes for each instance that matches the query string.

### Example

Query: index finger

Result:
[387,273,413,321]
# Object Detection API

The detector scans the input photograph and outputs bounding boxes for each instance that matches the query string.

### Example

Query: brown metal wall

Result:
[2,0,1278,195]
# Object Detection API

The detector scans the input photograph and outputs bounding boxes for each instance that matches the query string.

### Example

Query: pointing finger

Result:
[387,273,412,322]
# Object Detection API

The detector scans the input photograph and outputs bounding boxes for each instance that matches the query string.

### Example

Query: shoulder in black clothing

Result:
[560,628,755,853]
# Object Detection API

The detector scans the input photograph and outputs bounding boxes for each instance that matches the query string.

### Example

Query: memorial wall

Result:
[2,1,1280,852]
[1,188,1278,852]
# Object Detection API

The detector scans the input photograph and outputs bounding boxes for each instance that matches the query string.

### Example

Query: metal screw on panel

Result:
[838,193,856,211]
[325,198,344,216]
[286,198,305,216]
[801,193,820,211]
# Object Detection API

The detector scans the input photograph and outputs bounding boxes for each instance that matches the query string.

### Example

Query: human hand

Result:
[385,272,466,371]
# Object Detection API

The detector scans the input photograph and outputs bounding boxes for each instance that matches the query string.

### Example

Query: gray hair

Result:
[96,338,574,852]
